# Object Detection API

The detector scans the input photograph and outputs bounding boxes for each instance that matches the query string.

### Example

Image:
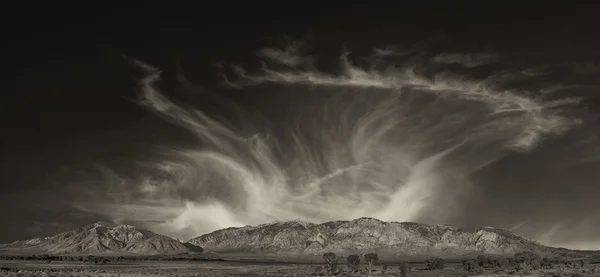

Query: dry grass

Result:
[0,261,598,277]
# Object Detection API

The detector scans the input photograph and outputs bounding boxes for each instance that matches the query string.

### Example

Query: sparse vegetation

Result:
[1,251,598,276]
[454,252,600,277]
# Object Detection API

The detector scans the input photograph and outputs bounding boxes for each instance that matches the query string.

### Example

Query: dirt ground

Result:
[0,260,598,276]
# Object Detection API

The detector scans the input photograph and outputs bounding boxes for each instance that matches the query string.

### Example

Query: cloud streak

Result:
[74,40,583,244]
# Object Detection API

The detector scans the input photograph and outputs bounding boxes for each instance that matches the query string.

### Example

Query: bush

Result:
[313,265,324,276]
[578,259,590,268]
[541,257,552,268]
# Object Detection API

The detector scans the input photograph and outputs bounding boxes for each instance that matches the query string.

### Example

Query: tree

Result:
[426,257,445,270]
[399,262,411,277]
[347,254,360,273]
[84,255,95,264]
[487,256,499,268]
[515,261,529,273]
[364,253,379,275]
[322,252,338,277]
[462,259,478,272]
[506,257,516,267]
[514,251,540,264]
[514,251,543,272]
[476,255,487,267]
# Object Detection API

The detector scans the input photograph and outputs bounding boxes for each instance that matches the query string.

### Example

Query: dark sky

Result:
[2,4,600,250]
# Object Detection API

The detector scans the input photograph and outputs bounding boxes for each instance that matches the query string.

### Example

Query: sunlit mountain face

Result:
[57,37,600,251]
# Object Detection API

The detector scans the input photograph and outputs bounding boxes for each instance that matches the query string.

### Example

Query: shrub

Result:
[515,261,531,274]
[578,259,590,268]
[541,257,552,268]
[313,265,324,276]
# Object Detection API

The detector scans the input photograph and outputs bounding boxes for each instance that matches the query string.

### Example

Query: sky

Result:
[2,4,600,250]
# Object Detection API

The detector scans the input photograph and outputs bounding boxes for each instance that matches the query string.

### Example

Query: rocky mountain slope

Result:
[187,218,568,257]
[0,222,202,255]
[1,218,590,258]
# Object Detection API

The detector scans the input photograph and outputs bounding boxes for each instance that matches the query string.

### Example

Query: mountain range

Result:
[0,218,592,258]
[0,221,202,255]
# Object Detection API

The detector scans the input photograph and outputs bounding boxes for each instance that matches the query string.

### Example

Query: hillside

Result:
[0,222,202,255]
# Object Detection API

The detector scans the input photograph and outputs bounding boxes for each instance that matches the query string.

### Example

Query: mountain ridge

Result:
[0,222,202,255]
[185,217,584,258]
[1,218,593,258]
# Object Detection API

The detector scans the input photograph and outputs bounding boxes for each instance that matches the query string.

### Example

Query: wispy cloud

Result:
[73,39,585,244]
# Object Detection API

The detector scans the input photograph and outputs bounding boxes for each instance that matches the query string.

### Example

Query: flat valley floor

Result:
[1,260,599,277]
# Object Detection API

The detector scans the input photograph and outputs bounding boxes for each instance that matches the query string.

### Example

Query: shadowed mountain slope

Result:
[0,222,202,255]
